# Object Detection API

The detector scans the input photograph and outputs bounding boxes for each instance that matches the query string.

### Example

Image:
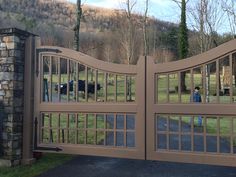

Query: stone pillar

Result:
[0,28,35,167]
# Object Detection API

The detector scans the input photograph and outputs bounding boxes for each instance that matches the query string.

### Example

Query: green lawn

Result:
[0,153,73,177]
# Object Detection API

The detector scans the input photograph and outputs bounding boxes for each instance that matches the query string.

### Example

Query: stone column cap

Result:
[0,28,37,37]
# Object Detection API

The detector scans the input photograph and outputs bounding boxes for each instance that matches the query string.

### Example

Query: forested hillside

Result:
[0,0,232,64]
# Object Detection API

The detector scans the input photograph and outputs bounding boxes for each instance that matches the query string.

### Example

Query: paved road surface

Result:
[37,155,236,177]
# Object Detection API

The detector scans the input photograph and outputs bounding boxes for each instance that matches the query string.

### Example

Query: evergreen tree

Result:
[178,0,188,92]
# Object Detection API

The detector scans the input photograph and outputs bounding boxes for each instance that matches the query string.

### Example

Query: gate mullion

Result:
[58,58,61,102]
[115,75,117,102]
[124,114,127,147]
[167,116,169,150]
[49,57,52,102]
[216,59,220,102]
[217,116,220,153]
[95,70,98,102]
[204,116,207,153]
[114,113,117,147]
[75,113,78,144]
[76,62,79,102]
[230,117,233,154]
[230,54,233,103]
[67,60,70,102]
[191,116,194,152]
[94,113,97,145]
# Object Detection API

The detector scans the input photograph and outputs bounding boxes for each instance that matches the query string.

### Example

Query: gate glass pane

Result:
[126,76,135,102]
[169,116,179,132]
[42,56,50,102]
[97,71,105,102]
[181,135,191,151]
[220,117,231,135]
[205,62,217,103]
[206,117,217,135]
[107,73,115,102]
[78,64,86,102]
[193,67,203,96]
[219,57,230,103]
[181,116,191,133]
[194,135,204,152]
[116,114,124,129]
[169,73,179,103]
[157,74,167,103]
[69,60,76,102]
[220,136,230,153]
[106,114,114,129]
[233,53,236,102]
[126,114,135,130]
[87,67,95,102]
[117,75,125,102]
[51,57,59,102]
[206,136,217,152]
[157,134,167,150]
[96,131,105,145]
[116,132,124,146]
[156,115,167,132]
[126,132,135,147]
[169,134,179,150]
[106,131,114,146]
[96,114,105,129]
[181,70,191,103]
[60,58,68,102]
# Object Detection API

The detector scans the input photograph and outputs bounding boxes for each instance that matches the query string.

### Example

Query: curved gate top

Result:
[34,46,145,159]
[33,39,236,166]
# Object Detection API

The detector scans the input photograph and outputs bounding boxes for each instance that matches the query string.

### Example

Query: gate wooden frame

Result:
[33,45,145,160]
[146,39,236,166]
[26,38,236,166]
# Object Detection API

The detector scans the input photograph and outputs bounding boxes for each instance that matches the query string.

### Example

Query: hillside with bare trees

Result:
[0,0,232,64]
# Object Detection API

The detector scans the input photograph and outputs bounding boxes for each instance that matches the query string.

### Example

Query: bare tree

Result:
[143,0,149,57]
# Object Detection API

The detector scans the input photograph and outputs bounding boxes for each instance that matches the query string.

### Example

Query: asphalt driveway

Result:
[36,155,236,177]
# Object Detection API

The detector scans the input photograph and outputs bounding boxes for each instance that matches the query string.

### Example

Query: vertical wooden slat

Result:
[178,116,181,150]
[230,117,233,154]
[124,75,127,102]
[75,113,78,144]
[66,114,69,144]
[203,65,206,103]
[94,113,97,145]
[85,66,88,102]
[204,116,207,152]
[115,75,117,102]
[49,57,52,102]
[75,62,79,102]
[167,74,170,103]
[95,70,98,102]
[105,73,108,102]
[230,54,233,103]
[167,115,169,150]
[124,114,127,147]
[217,116,220,153]
[178,72,181,103]
[85,114,87,145]
[190,69,193,103]
[216,59,220,102]
[77,63,80,102]
[67,60,70,102]
[191,116,194,152]
[114,113,117,146]
[58,58,61,102]
[58,113,61,143]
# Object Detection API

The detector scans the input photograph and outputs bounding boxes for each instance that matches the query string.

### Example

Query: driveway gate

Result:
[33,40,236,166]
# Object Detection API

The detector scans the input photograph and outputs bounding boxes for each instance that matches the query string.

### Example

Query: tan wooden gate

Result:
[34,46,145,159]
[33,39,236,166]
[146,39,236,166]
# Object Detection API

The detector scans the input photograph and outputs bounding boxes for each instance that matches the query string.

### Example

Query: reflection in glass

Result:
[97,71,105,102]
[181,70,191,103]
[43,56,50,102]
[60,58,68,102]
[157,74,167,103]
[232,53,236,102]
[117,75,125,102]
[193,67,203,102]
[219,57,230,103]
[169,73,179,103]
[78,64,86,102]
[206,62,217,103]
[107,73,115,102]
